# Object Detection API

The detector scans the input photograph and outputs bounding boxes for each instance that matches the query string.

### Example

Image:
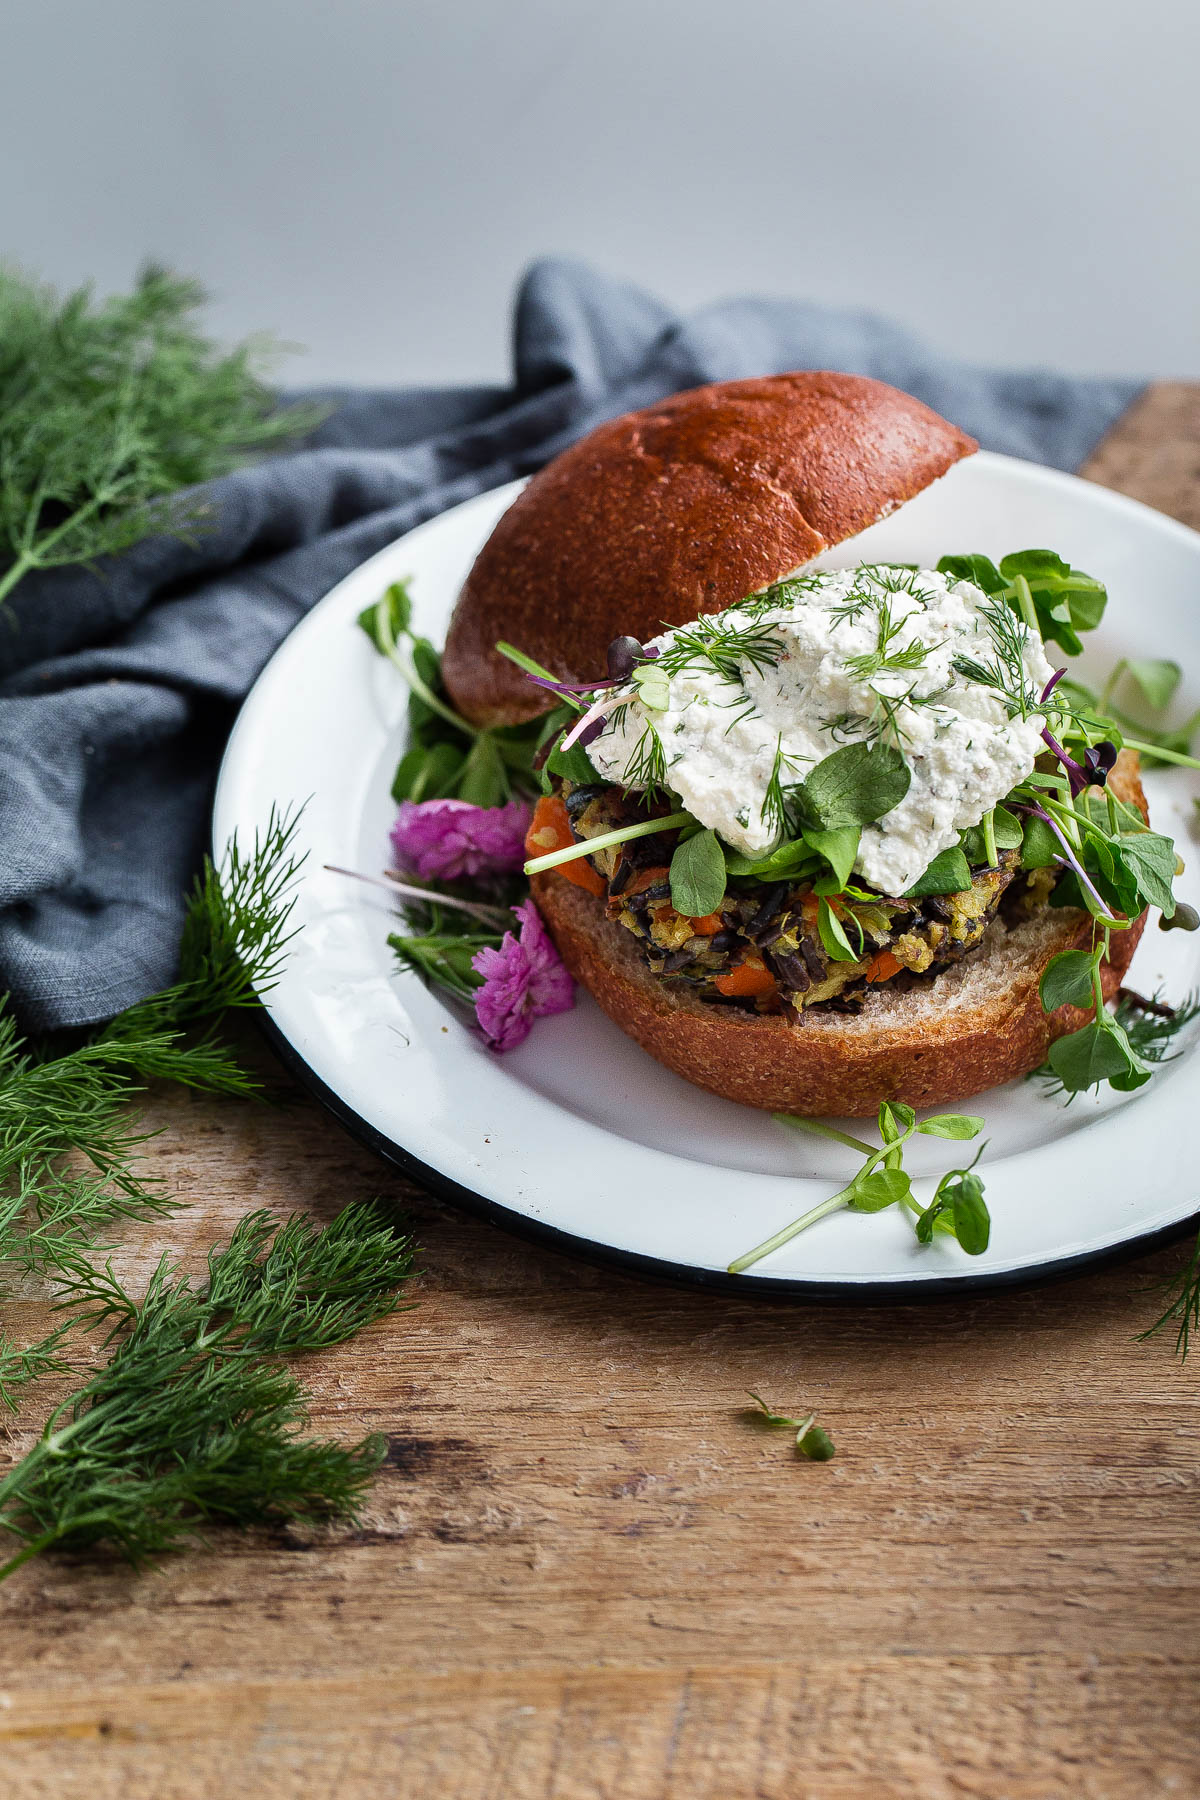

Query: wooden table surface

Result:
[3,385,1199,1800]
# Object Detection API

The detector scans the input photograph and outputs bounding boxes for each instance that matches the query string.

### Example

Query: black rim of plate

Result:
[256,1008,1198,1304]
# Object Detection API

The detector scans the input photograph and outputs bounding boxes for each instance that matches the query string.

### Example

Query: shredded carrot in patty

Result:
[525,796,606,896]
[687,912,723,936]
[864,949,902,983]
[714,956,777,998]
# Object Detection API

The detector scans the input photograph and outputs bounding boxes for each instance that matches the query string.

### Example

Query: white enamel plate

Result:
[213,453,1200,1294]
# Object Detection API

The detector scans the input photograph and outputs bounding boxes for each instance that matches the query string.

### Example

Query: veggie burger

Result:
[440,374,1151,1114]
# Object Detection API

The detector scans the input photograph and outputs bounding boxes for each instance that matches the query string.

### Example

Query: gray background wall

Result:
[5,0,1196,386]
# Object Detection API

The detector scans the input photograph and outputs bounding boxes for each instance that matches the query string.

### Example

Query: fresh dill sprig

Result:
[0,808,306,1399]
[734,573,828,618]
[952,595,1039,719]
[0,1325,73,1417]
[623,722,669,799]
[760,735,802,836]
[1142,1233,1200,1360]
[823,687,918,751]
[0,264,321,608]
[100,804,304,1092]
[843,593,934,682]
[0,1203,416,1579]
[827,585,876,627]
[654,618,787,686]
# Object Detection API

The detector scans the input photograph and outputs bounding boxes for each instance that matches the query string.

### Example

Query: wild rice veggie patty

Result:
[558,778,1043,1017]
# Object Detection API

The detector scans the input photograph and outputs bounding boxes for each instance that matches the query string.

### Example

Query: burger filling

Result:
[555,779,1029,1014]
[522,561,1126,1019]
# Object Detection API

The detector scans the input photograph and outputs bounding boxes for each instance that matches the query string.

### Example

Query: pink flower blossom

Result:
[390,797,532,883]
[471,899,574,1052]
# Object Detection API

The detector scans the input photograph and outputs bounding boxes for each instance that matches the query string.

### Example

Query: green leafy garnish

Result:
[728,1106,988,1273]
[905,845,972,898]
[360,584,545,807]
[914,1158,989,1253]
[793,741,912,833]
[669,827,726,919]
[1038,948,1096,1013]
[937,549,1107,656]
[0,1204,414,1580]
[1033,989,1199,1103]
[804,825,860,889]
[744,1393,836,1460]
[1123,659,1182,712]
[0,264,321,609]
[817,897,861,963]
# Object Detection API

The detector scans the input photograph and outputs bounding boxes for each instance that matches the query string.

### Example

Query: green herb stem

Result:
[727,1179,863,1274]
[370,596,479,738]
[1118,739,1200,770]
[524,811,692,876]
[774,1115,876,1157]
[1011,575,1040,636]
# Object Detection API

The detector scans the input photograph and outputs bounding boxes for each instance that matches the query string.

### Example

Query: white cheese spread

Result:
[586,566,1055,894]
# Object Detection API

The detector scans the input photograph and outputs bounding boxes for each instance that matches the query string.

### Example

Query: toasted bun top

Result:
[442,372,977,725]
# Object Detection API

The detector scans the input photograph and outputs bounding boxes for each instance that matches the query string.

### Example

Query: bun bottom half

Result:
[532,758,1148,1117]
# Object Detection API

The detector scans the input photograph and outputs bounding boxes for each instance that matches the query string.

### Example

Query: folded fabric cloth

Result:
[0,259,1141,1030]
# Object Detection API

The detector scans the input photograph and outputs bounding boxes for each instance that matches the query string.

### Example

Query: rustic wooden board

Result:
[3,383,1199,1798]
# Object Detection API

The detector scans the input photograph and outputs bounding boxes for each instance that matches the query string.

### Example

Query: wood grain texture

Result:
[3,388,1199,1799]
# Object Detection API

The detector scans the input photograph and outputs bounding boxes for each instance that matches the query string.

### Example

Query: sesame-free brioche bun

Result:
[532,756,1148,1119]
[442,371,977,727]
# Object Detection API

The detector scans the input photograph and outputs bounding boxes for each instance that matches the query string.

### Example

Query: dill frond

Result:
[954,596,1039,718]
[100,804,304,1093]
[0,1204,416,1577]
[623,723,669,798]
[655,619,786,686]
[0,264,322,608]
[760,735,802,836]
[0,807,305,1297]
[1142,1232,1200,1360]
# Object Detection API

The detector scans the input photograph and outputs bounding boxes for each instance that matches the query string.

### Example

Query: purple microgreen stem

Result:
[559,688,633,753]
[1012,804,1119,922]
[325,865,511,927]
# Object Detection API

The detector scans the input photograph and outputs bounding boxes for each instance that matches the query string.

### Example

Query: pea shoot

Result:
[728,1105,988,1274]
[744,1393,836,1461]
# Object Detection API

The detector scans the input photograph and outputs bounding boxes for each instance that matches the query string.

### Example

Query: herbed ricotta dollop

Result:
[587,566,1055,894]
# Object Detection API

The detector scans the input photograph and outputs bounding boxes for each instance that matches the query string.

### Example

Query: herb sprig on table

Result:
[0,1205,413,1580]
[0,811,417,1577]
[0,264,321,608]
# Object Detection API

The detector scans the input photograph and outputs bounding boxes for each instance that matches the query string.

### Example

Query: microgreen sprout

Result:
[744,1393,836,1460]
[524,811,693,877]
[728,1106,987,1273]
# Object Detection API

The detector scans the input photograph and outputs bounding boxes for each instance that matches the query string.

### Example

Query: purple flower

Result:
[390,798,531,883]
[1039,728,1119,798]
[471,900,574,1052]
